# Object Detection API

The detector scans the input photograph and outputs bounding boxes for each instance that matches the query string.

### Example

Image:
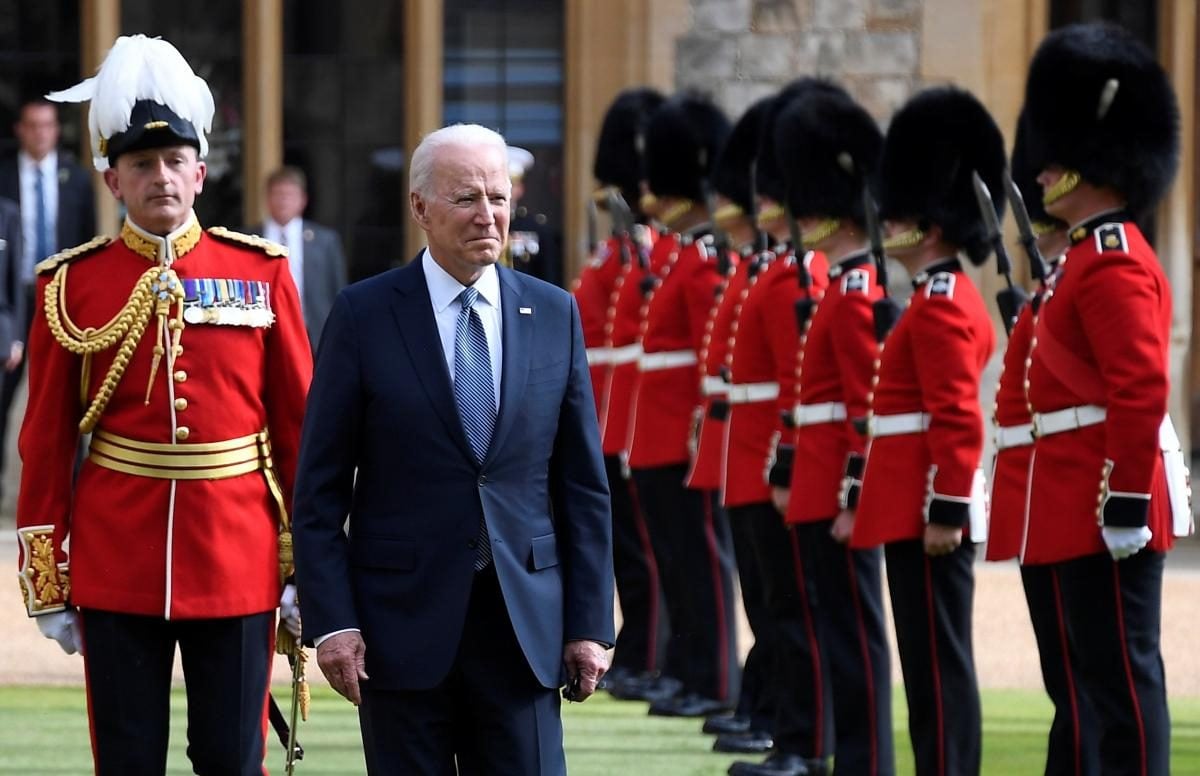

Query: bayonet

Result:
[1002,168,1049,284]
[862,186,901,342]
[972,171,1028,335]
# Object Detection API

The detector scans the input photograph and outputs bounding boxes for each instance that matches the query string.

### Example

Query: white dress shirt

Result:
[264,218,305,302]
[17,150,58,283]
[422,248,503,409]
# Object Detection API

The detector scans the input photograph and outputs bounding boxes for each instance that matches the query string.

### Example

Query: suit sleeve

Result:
[1077,251,1169,527]
[328,228,349,293]
[292,292,364,640]
[912,295,986,528]
[550,295,615,646]
[3,203,21,349]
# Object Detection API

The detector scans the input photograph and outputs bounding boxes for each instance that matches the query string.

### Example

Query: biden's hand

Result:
[317,631,369,706]
[562,640,609,702]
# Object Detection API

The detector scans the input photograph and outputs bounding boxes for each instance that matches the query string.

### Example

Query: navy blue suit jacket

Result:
[293,256,615,690]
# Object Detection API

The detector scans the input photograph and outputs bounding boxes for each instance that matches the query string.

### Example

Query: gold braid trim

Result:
[44,264,160,433]
[17,525,70,615]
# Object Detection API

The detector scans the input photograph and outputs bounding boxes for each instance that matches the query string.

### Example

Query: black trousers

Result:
[633,464,738,703]
[607,454,670,675]
[801,519,895,776]
[728,504,778,731]
[731,502,832,758]
[79,608,274,776]
[885,538,981,776]
[0,286,33,490]
[1056,550,1169,776]
[1021,563,1100,776]
[358,567,565,776]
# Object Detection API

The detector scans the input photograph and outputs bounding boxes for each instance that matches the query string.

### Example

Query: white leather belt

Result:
[994,423,1035,451]
[726,382,780,404]
[609,343,643,366]
[1031,405,1106,437]
[702,376,729,396]
[793,401,848,426]
[639,349,697,371]
[868,412,930,437]
[586,347,612,366]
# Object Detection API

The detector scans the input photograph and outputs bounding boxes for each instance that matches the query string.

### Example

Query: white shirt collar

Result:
[422,248,501,314]
[18,150,56,176]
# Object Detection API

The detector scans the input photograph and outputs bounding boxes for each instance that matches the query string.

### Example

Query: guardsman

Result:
[574,87,671,699]
[1022,23,1184,775]
[627,92,739,718]
[724,80,833,776]
[851,87,1002,776]
[15,36,311,775]
[772,85,895,776]
[984,111,1099,776]
[506,145,563,286]
[689,96,775,752]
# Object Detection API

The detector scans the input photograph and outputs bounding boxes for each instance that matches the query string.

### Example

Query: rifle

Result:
[971,171,1028,336]
[861,187,902,342]
[1002,168,1049,286]
[586,198,599,255]
[785,203,817,330]
[604,189,637,268]
[701,178,733,274]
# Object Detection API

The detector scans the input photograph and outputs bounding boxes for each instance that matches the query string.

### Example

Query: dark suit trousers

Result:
[1020,563,1100,776]
[79,609,274,776]
[632,464,738,703]
[1057,550,1168,776]
[885,538,981,776]
[728,505,777,731]
[0,285,32,482]
[803,518,895,776]
[358,567,565,776]
[607,454,669,675]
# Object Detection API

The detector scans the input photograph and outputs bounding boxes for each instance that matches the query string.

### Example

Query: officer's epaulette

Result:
[35,234,111,275]
[206,226,289,258]
[1094,222,1128,254]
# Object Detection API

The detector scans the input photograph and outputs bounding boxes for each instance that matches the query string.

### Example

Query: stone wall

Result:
[676,0,922,122]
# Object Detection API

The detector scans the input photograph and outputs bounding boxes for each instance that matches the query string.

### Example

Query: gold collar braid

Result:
[120,216,203,263]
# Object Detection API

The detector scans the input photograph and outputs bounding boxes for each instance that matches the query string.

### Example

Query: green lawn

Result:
[0,685,1197,774]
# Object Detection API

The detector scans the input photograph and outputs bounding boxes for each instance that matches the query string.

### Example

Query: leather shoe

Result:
[608,673,681,703]
[712,730,774,754]
[727,753,828,776]
[648,692,730,718]
[703,713,752,735]
[597,666,633,692]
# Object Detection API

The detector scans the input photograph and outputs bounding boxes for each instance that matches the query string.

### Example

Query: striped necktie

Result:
[453,286,496,570]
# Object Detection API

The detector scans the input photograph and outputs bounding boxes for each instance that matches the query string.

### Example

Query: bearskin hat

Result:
[1011,109,1064,234]
[879,86,1006,265]
[756,78,843,205]
[1024,22,1179,217]
[593,88,666,209]
[711,96,774,214]
[773,85,882,229]
[645,92,731,202]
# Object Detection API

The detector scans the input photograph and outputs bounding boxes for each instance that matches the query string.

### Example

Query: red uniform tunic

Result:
[786,252,880,524]
[573,236,627,417]
[685,252,748,490]
[984,301,1036,561]
[852,259,995,548]
[600,232,675,457]
[723,250,828,507]
[1023,218,1174,564]
[16,217,312,620]
[628,234,722,469]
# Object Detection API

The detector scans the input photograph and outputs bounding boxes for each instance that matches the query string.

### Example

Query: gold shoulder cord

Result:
[43,263,161,433]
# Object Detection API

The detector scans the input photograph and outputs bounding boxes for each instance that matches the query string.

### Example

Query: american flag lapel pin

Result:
[519,306,533,315]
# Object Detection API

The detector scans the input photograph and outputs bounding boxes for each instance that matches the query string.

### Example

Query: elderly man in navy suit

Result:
[293,123,614,775]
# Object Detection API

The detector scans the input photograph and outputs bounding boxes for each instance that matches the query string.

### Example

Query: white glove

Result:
[1101,525,1153,560]
[37,610,82,655]
[279,584,302,638]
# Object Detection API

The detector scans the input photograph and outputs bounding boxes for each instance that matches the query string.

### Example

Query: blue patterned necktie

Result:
[453,286,496,570]
[34,167,51,262]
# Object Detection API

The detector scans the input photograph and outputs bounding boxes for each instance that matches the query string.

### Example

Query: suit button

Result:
[174,398,188,411]
[467,538,477,549]
[478,475,488,486]
[175,426,190,441]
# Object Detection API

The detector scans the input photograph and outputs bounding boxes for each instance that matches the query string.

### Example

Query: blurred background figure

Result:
[506,144,562,287]
[253,165,348,351]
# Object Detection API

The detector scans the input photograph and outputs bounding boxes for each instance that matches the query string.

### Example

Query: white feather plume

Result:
[46,35,214,171]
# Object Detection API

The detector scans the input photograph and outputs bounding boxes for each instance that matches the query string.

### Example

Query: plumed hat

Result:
[773,85,882,229]
[644,92,730,202]
[711,96,774,214]
[1024,22,1179,216]
[879,86,1006,265]
[593,88,665,206]
[48,35,213,172]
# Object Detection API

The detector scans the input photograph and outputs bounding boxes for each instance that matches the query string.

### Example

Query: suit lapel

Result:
[484,267,532,467]
[390,257,476,464]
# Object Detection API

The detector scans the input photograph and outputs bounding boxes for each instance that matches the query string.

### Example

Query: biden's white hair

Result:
[409,123,508,198]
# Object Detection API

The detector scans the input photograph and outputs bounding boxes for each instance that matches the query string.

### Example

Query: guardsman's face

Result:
[104,145,206,235]
[411,142,511,284]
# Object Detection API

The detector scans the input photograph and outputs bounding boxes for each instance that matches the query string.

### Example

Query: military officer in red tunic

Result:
[15,36,311,775]
[850,87,1002,776]
[771,85,895,776]
[574,87,672,699]
[627,92,739,718]
[984,112,1099,776]
[1022,24,1184,775]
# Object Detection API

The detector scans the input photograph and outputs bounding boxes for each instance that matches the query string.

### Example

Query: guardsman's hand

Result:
[770,487,790,515]
[37,609,82,655]
[830,509,856,544]
[562,640,609,702]
[1101,526,1153,560]
[923,523,962,556]
[278,584,301,638]
[317,631,368,705]
[5,341,23,372]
